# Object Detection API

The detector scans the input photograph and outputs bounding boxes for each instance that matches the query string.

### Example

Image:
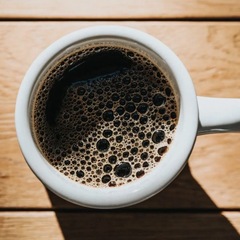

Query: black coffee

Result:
[32,40,179,187]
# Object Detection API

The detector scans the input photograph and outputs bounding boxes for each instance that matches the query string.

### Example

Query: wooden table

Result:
[0,1,240,239]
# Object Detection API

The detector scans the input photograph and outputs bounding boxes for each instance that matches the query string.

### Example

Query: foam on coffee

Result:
[31,40,179,187]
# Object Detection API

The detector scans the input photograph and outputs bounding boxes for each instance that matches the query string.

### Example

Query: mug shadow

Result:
[47,164,239,240]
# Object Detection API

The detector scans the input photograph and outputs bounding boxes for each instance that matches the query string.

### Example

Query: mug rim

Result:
[15,25,198,208]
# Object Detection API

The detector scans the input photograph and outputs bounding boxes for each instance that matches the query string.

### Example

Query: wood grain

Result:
[0,0,240,19]
[0,22,240,209]
[0,211,240,239]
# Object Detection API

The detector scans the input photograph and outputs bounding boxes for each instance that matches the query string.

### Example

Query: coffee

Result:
[31,39,179,187]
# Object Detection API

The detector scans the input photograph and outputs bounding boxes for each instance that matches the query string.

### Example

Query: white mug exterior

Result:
[15,26,202,208]
[198,97,240,134]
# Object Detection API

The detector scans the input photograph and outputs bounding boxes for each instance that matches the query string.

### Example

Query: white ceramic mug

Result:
[15,26,240,209]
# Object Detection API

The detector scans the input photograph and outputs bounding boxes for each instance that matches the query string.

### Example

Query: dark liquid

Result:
[46,50,132,126]
[32,42,179,187]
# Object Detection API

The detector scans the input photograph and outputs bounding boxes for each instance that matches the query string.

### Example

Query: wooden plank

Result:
[0,211,240,239]
[0,22,239,208]
[0,212,63,240]
[0,0,240,19]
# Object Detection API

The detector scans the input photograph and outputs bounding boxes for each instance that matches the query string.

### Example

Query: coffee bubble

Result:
[153,93,166,106]
[114,162,132,178]
[96,139,110,152]
[103,110,114,122]
[103,129,113,138]
[152,130,165,144]
[102,175,111,183]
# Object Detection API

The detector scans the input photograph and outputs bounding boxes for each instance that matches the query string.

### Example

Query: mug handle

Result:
[198,97,240,135]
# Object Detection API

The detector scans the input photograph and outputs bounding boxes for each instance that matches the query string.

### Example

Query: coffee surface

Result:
[32,41,179,187]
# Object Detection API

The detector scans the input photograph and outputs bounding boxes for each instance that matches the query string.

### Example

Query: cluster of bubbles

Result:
[32,42,179,187]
